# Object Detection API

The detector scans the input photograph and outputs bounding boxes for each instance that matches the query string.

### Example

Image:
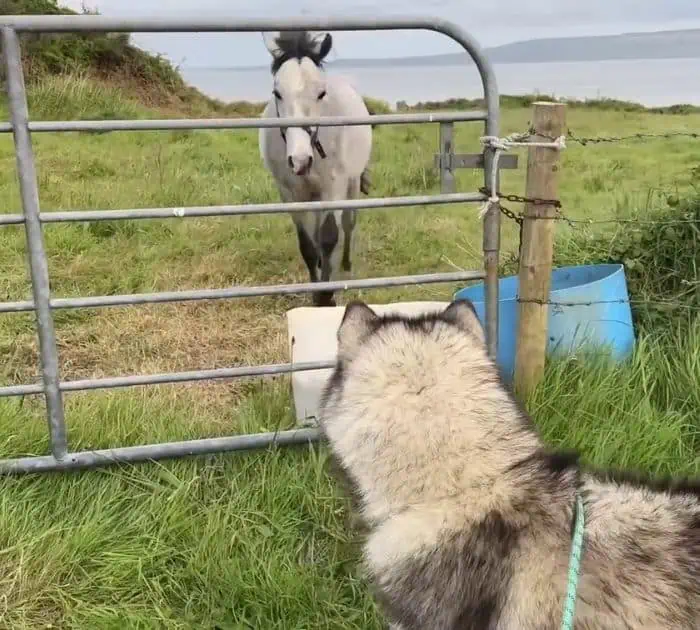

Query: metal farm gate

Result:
[0,15,502,474]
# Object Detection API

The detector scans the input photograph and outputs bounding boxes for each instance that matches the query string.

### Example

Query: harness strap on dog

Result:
[275,100,327,160]
[561,493,586,630]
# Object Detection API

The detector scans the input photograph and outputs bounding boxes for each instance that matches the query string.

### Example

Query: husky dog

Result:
[318,300,700,630]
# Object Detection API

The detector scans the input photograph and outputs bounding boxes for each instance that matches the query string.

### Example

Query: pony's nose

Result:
[288,154,313,176]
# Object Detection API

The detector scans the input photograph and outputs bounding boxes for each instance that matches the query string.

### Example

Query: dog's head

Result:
[316,299,507,524]
[318,299,489,421]
[335,299,485,361]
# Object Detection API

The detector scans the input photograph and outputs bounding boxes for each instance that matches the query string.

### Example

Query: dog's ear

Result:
[337,301,378,356]
[441,300,485,343]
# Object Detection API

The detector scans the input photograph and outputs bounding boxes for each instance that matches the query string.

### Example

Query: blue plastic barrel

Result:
[453,264,635,381]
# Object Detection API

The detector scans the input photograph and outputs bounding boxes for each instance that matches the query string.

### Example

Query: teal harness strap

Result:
[560,493,586,630]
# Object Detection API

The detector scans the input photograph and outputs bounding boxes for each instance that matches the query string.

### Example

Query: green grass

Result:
[1,326,698,628]
[0,52,698,627]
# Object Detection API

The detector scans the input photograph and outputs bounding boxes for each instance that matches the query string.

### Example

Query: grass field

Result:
[0,68,699,628]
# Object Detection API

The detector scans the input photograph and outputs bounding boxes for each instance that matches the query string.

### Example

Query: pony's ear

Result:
[262,31,283,58]
[441,299,486,344]
[309,32,333,61]
[337,301,378,356]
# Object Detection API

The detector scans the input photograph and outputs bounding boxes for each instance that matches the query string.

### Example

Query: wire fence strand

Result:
[481,127,699,319]
[520,127,700,145]
[516,298,700,310]
[566,129,700,145]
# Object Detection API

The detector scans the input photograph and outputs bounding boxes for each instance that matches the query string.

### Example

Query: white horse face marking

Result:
[263,31,332,176]
[274,59,327,175]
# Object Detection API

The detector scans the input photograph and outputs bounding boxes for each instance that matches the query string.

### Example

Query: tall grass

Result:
[0,321,698,628]
[544,193,700,330]
[532,321,700,476]
[25,73,146,121]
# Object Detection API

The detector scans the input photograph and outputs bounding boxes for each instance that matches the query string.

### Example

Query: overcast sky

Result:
[59,0,700,67]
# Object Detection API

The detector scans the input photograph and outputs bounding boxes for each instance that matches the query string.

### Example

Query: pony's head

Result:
[263,30,333,176]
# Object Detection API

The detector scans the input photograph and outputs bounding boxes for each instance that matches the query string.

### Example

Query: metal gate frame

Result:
[0,15,501,474]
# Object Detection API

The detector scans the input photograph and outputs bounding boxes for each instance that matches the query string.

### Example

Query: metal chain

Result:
[478,187,562,209]
[493,198,697,229]
[498,203,523,225]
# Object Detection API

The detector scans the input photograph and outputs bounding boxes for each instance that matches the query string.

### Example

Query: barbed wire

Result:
[474,132,697,228]
[567,129,700,145]
[519,128,700,145]
[516,297,699,310]
[475,129,699,317]
[486,129,699,222]
[474,187,699,229]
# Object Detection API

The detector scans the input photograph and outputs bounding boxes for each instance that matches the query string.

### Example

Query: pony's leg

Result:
[292,214,319,284]
[360,167,371,196]
[316,176,353,306]
[316,211,339,307]
[340,209,356,273]
[340,176,361,276]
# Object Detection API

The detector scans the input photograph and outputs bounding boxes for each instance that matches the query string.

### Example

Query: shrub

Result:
[553,194,699,331]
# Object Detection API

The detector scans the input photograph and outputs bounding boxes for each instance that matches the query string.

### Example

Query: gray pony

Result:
[258,30,373,307]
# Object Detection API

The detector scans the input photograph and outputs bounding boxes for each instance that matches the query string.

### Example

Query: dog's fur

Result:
[318,300,700,630]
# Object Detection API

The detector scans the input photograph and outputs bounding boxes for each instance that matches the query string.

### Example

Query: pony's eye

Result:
[273,89,282,100]
[317,90,327,100]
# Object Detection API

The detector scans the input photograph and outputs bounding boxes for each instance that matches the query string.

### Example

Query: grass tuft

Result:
[531,321,700,476]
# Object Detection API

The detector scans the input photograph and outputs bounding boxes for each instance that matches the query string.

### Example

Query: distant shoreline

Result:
[181,26,700,71]
[183,54,700,72]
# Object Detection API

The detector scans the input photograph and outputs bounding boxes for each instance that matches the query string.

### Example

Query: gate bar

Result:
[2,27,68,460]
[0,191,487,227]
[0,269,485,314]
[0,360,336,398]
[0,428,321,474]
[0,111,486,134]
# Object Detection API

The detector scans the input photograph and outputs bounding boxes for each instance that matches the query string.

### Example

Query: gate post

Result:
[2,27,68,460]
[481,74,501,361]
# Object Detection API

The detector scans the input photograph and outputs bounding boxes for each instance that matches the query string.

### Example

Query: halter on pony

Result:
[273,98,327,160]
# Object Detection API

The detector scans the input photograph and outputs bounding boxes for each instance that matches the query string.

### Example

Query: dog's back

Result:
[318,300,700,630]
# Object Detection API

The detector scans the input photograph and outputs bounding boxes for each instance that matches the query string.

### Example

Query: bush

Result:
[1,1,181,86]
[0,0,238,115]
[552,193,699,331]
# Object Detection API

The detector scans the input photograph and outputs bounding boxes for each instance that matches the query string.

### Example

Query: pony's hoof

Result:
[313,291,336,307]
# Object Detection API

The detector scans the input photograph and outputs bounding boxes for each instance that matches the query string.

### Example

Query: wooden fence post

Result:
[513,101,566,399]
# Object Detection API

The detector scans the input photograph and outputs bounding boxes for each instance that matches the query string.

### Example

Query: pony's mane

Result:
[269,31,330,74]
